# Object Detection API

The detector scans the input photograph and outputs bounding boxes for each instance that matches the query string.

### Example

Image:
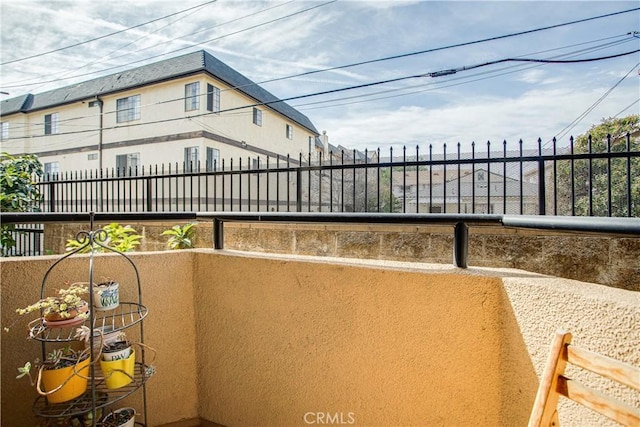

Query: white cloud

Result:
[517,69,547,84]
[317,83,638,152]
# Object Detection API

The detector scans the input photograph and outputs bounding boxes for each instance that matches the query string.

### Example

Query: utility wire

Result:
[428,48,640,77]
[293,36,638,111]
[0,0,219,66]
[244,8,640,88]
[7,0,295,89]
[5,48,636,140]
[550,61,639,143]
[2,5,636,93]
[0,0,336,90]
[614,98,640,118]
[4,35,636,132]
[28,1,215,94]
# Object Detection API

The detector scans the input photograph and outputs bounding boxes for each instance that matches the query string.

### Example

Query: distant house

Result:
[392,168,538,214]
[0,50,319,174]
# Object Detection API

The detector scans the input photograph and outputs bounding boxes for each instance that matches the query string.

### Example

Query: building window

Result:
[184,146,199,171]
[0,122,8,140]
[116,153,140,175]
[253,108,262,126]
[286,124,293,140]
[44,162,59,177]
[206,147,219,172]
[116,95,141,123]
[207,84,220,113]
[44,113,59,135]
[185,82,200,111]
[88,153,98,160]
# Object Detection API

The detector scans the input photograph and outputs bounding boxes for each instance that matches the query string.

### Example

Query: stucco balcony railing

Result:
[1,214,638,426]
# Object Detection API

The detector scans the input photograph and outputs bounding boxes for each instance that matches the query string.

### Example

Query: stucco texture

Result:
[1,250,638,426]
[1,251,198,426]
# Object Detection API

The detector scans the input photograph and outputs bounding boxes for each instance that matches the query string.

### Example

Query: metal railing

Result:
[35,134,639,217]
[2,212,639,267]
[4,224,44,256]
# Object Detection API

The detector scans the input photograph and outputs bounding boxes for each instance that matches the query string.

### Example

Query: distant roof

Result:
[0,50,318,134]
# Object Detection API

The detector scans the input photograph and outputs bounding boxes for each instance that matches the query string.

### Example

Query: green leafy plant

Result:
[556,115,639,216]
[16,346,86,385]
[66,223,142,253]
[161,223,196,250]
[0,152,43,256]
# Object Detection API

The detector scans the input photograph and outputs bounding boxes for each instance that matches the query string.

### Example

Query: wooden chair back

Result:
[528,330,640,426]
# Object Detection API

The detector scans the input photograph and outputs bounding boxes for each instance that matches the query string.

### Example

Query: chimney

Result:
[320,130,329,153]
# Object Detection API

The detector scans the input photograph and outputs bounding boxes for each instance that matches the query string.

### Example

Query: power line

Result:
[6,0,295,90]
[0,0,336,90]
[551,61,639,143]
[614,98,640,118]
[3,4,636,95]
[245,7,640,88]
[28,1,215,95]
[0,0,219,66]
[442,48,640,77]
[293,36,638,111]
[4,35,636,133]
[5,48,636,141]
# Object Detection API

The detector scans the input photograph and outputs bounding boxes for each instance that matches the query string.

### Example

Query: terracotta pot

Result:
[44,301,89,323]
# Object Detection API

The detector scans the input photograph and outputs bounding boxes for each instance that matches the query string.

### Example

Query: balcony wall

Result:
[2,250,638,426]
[45,222,640,291]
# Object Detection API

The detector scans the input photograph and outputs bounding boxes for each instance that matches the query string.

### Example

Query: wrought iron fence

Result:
[35,134,639,217]
[4,224,44,256]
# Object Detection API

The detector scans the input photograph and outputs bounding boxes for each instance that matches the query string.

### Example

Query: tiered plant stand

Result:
[29,214,152,426]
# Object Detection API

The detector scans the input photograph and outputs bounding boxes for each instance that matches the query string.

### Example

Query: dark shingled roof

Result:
[0,50,318,134]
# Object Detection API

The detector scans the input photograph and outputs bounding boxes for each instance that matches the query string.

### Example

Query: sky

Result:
[1,0,638,154]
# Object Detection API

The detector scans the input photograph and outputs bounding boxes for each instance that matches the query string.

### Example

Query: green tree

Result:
[556,115,639,217]
[0,152,43,255]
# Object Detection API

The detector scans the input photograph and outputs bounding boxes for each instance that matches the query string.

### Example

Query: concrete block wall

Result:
[45,222,639,291]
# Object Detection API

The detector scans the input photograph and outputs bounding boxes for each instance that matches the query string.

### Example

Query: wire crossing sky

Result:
[1,1,638,151]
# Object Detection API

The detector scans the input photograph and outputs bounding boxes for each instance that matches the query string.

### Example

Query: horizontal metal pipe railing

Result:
[2,212,639,268]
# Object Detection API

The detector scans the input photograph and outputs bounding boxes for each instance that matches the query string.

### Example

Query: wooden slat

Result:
[567,345,640,392]
[528,330,573,427]
[557,376,640,426]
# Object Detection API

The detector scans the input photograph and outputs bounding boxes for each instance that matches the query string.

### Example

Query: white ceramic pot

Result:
[102,407,135,427]
[102,342,132,361]
[90,326,125,359]
[93,282,119,311]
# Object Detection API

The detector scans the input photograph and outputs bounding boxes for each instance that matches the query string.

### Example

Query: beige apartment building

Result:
[0,50,320,175]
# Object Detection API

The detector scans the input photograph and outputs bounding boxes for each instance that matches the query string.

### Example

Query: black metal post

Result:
[213,218,224,249]
[538,138,546,215]
[453,221,469,268]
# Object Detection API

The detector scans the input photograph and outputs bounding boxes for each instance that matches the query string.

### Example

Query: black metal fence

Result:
[36,134,639,217]
[4,224,44,256]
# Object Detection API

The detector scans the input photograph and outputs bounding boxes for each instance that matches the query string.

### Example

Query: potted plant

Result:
[93,279,119,311]
[86,325,125,359]
[162,223,196,249]
[100,340,136,389]
[101,407,135,427]
[17,346,91,404]
[4,282,89,331]
[102,340,131,362]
